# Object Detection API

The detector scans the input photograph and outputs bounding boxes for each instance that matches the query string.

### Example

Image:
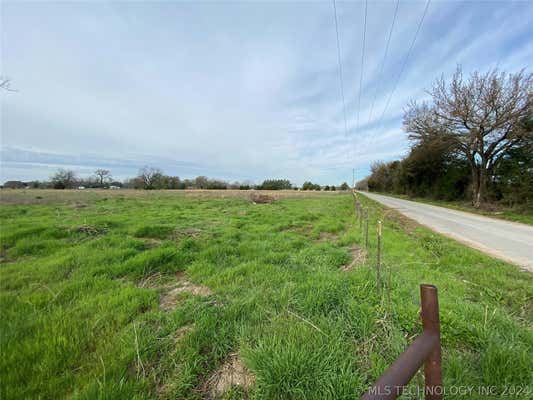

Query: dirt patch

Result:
[341,245,366,271]
[284,223,313,236]
[160,273,212,311]
[141,238,163,248]
[317,231,338,243]
[249,193,275,204]
[0,248,13,264]
[149,323,197,398]
[72,202,89,209]
[173,227,204,240]
[137,272,165,289]
[202,353,255,399]
[73,224,107,236]
[174,324,195,344]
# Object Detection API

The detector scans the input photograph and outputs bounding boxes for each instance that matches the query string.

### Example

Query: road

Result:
[360,192,533,271]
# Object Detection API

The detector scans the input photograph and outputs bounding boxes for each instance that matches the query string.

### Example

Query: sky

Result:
[1,0,532,185]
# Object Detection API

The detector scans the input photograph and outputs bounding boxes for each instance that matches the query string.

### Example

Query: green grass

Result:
[372,192,533,225]
[1,191,532,399]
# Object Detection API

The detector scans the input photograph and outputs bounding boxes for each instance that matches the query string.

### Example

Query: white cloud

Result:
[1,0,532,184]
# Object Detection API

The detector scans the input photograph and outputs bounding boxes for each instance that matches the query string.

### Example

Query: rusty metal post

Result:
[420,284,443,400]
[362,284,443,400]
[362,333,439,400]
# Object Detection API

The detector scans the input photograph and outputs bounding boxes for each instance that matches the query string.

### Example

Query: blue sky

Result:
[1,0,532,185]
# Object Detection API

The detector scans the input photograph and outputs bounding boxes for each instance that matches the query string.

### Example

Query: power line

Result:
[367,0,400,124]
[378,0,431,126]
[355,0,368,137]
[332,0,348,138]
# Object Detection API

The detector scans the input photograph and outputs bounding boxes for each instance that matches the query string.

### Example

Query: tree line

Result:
[358,67,532,209]
[3,166,351,192]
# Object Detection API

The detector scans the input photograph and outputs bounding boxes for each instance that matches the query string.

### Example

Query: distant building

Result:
[78,186,86,190]
[109,185,121,190]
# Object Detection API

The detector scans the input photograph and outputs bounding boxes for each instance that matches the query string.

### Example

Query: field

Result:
[1,190,532,399]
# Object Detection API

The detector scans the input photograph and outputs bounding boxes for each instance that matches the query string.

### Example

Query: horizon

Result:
[1,0,532,185]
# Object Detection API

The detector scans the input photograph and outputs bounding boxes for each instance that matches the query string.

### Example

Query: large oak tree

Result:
[404,67,532,207]
[94,169,112,187]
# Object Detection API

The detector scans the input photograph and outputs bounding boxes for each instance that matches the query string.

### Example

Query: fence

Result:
[362,284,442,399]
[353,192,443,399]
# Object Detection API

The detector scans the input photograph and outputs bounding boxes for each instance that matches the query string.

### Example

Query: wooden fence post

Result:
[364,211,369,249]
[377,220,382,289]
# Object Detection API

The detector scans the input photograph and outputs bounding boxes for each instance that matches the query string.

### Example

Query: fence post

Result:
[420,285,443,400]
[377,220,382,289]
[364,211,369,249]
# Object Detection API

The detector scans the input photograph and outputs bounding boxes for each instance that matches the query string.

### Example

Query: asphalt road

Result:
[360,192,533,271]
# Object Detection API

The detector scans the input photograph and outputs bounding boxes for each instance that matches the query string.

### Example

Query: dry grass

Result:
[0,189,345,205]
[72,224,107,236]
[172,227,204,240]
[249,193,275,204]
[341,245,366,271]
[317,231,339,243]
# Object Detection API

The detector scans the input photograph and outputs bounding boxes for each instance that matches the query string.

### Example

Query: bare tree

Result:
[138,166,163,190]
[94,169,112,187]
[51,169,77,189]
[404,67,532,207]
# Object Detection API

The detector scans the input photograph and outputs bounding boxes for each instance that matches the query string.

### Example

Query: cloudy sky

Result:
[1,0,532,185]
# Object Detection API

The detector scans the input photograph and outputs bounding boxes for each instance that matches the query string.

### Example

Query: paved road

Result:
[360,192,533,271]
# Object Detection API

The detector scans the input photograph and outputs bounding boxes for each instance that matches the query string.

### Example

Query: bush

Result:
[258,179,291,190]
[302,181,321,191]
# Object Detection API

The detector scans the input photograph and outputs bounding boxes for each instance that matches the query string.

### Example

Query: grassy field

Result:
[371,192,533,225]
[1,190,532,399]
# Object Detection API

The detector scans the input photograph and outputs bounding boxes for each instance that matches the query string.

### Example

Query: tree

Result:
[51,169,77,189]
[94,169,112,187]
[492,125,533,207]
[302,181,320,191]
[195,176,209,189]
[3,181,26,189]
[340,182,350,191]
[137,166,163,190]
[259,179,291,190]
[404,67,532,207]
[355,179,368,191]
[400,137,470,200]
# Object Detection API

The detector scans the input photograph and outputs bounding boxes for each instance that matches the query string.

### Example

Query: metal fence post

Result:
[420,284,443,400]
[362,284,443,400]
